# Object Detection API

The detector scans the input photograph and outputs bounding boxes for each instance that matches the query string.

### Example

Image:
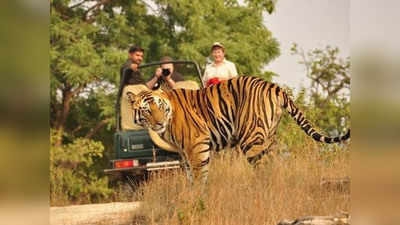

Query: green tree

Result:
[290,43,350,133]
[278,44,350,151]
[50,129,112,205]
[291,43,350,106]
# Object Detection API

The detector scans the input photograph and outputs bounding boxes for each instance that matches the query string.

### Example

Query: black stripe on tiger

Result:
[268,84,275,123]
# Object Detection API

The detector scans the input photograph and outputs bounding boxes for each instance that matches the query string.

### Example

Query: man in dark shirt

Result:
[119,46,145,88]
[116,46,147,130]
[118,45,157,99]
[147,56,185,90]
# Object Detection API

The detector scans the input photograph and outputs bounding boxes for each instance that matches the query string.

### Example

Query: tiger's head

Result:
[126,91,172,134]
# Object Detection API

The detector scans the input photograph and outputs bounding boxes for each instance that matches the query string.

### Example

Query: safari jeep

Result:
[104,60,203,188]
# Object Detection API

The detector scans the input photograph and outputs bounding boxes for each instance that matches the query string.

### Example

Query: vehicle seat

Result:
[173,80,200,90]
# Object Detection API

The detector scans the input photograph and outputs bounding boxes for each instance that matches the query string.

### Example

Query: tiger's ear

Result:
[126,91,136,103]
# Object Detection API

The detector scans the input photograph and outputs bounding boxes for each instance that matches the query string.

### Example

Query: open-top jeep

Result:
[104,60,203,188]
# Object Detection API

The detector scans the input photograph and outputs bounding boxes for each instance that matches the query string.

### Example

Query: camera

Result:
[162,68,171,76]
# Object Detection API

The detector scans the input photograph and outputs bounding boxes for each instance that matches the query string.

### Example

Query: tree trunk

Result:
[85,118,111,139]
[54,85,84,146]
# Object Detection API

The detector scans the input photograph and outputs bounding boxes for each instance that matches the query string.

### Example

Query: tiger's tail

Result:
[278,88,350,143]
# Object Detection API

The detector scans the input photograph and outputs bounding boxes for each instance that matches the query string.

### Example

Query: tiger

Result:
[126,76,350,183]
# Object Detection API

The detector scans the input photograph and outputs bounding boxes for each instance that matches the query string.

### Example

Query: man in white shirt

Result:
[203,42,238,87]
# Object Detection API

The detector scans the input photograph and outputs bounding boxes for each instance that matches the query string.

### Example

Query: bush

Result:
[50,130,113,206]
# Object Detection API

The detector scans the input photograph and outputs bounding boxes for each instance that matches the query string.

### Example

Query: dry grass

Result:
[132,143,350,225]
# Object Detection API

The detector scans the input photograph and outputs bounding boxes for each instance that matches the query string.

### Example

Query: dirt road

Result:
[50,202,140,225]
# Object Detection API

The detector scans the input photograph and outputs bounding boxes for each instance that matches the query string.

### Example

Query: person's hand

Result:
[155,67,162,78]
[130,63,138,71]
[163,72,173,81]
[164,75,175,87]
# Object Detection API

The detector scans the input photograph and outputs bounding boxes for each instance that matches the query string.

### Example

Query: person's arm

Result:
[146,67,162,89]
[160,70,178,88]
[146,76,159,89]
[165,76,176,87]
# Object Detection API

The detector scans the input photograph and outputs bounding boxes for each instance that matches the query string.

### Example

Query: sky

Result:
[263,0,349,91]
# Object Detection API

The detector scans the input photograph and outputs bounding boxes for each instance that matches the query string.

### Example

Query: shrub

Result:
[50,130,112,205]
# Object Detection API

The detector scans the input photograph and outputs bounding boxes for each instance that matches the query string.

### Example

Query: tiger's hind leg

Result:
[242,137,277,166]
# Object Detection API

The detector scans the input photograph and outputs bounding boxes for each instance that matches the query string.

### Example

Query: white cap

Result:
[211,42,224,50]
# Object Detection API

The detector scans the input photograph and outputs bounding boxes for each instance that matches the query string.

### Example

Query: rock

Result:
[277,212,350,225]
